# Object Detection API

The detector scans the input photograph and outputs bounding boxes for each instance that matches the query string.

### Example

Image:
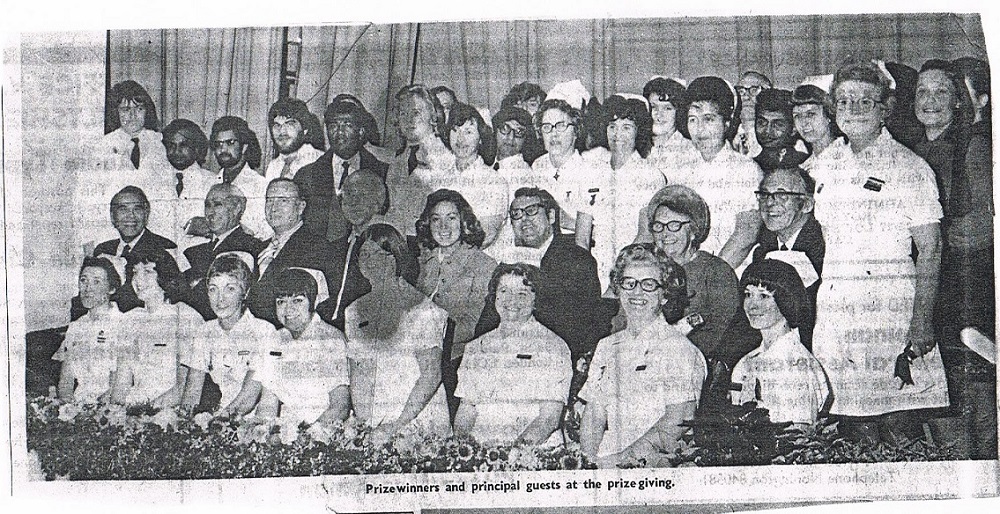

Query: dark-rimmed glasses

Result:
[538,121,575,134]
[618,276,664,292]
[509,203,545,220]
[754,190,808,203]
[650,220,691,233]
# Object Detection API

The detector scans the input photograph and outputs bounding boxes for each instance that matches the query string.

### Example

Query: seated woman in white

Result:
[254,268,350,427]
[179,252,279,417]
[110,251,202,407]
[579,244,706,468]
[346,224,451,440]
[56,257,129,404]
[454,263,572,446]
[731,259,830,425]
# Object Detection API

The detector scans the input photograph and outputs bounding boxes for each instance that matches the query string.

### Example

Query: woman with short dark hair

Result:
[56,257,129,403]
[454,263,572,445]
[110,251,202,407]
[731,259,829,425]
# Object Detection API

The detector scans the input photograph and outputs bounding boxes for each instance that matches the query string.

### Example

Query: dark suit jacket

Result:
[324,234,372,331]
[246,226,341,326]
[183,226,267,320]
[751,215,825,349]
[475,234,613,361]
[71,230,179,320]
[295,147,389,243]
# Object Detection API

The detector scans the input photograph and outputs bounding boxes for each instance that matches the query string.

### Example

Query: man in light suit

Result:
[751,167,825,349]
[246,178,339,326]
[295,96,389,242]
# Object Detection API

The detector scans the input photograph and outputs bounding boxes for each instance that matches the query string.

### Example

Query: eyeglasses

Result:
[754,190,808,203]
[509,203,545,220]
[736,85,764,96]
[211,139,240,150]
[650,220,691,233]
[538,121,576,134]
[835,97,882,113]
[497,124,526,138]
[618,276,664,292]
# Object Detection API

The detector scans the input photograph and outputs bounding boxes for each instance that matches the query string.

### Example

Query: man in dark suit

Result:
[325,170,389,330]
[72,186,179,319]
[751,167,825,349]
[295,97,389,243]
[183,183,267,319]
[478,187,613,363]
[246,178,340,326]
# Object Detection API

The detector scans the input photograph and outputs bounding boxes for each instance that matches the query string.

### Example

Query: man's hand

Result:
[185,216,211,238]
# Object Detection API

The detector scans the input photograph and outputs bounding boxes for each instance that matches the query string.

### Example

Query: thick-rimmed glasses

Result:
[754,190,808,203]
[650,220,691,233]
[835,97,882,113]
[538,121,576,134]
[736,85,764,97]
[509,203,545,220]
[497,124,526,138]
[618,276,664,292]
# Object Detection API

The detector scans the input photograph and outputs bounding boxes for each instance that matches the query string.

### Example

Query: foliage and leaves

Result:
[669,402,958,467]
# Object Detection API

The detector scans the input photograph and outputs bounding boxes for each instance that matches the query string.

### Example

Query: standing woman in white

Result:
[809,62,947,442]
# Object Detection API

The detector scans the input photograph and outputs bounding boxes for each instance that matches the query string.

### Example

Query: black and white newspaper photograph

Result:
[3,1,1000,512]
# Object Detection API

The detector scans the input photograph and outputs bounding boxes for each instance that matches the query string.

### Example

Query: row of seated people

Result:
[62,56,994,461]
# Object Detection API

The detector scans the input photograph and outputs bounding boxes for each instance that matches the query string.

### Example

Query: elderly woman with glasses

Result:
[808,62,948,441]
[579,243,705,468]
[642,185,755,373]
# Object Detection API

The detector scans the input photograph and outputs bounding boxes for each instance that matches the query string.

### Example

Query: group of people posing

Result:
[55,55,995,468]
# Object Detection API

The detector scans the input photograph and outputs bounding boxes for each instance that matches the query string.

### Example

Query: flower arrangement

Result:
[25,398,958,481]
[25,397,592,480]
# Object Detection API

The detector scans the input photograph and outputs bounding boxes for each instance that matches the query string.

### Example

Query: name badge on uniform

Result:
[238,350,250,356]
[358,321,370,328]
[863,177,885,192]
[269,351,283,357]
[154,343,167,347]
[588,188,600,205]
[97,330,106,344]
[635,364,648,372]
[516,354,532,360]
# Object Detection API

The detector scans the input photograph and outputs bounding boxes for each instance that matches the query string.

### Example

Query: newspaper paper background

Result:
[3,1,1000,513]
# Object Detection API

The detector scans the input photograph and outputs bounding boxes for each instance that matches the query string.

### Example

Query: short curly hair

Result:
[609,243,689,323]
[645,185,711,250]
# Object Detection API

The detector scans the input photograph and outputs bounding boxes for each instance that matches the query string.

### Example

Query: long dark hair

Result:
[415,189,486,250]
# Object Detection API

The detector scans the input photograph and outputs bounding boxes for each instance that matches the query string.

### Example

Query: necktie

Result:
[175,172,184,197]
[339,161,351,192]
[779,243,788,251]
[257,238,281,276]
[407,146,419,174]
[130,137,141,169]
[493,161,500,171]
[280,155,296,178]
[121,243,132,259]
[210,236,219,251]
